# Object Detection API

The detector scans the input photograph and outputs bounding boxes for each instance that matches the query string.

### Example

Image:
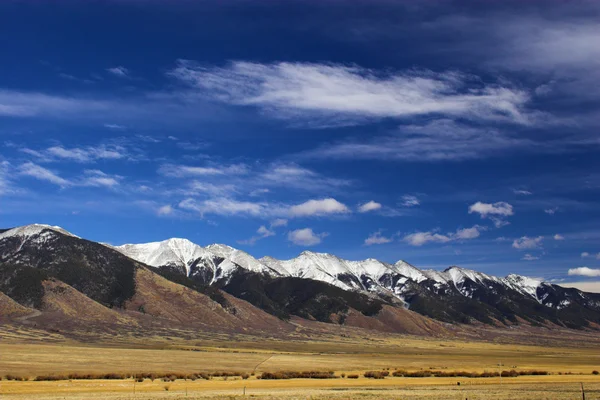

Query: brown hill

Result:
[124,267,292,334]
[0,291,34,321]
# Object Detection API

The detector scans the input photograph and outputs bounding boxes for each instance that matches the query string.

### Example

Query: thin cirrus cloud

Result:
[300,120,552,163]
[400,195,420,207]
[18,163,121,189]
[19,162,71,187]
[158,163,249,177]
[106,66,129,78]
[21,145,127,163]
[168,60,534,126]
[287,228,328,246]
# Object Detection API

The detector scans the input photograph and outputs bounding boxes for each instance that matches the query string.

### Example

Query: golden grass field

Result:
[1,329,599,400]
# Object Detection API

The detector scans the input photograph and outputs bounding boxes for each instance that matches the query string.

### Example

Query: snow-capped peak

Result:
[205,243,236,258]
[444,266,500,285]
[116,238,212,276]
[0,224,78,241]
[503,274,543,301]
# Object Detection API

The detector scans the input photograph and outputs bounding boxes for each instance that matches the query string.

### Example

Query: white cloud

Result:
[469,201,514,217]
[288,198,350,217]
[364,231,393,246]
[544,207,559,215]
[553,234,565,240]
[568,267,600,278]
[403,231,452,246]
[579,252,600,259]
[106,66,129,77]
[287,228,328,246]
[270,218,288,228]
[169,60,533,125]
[401,195,420,207]
[186,181,236,197]
[403,225,486,246]
[22,145,127,163]
[19,162,71,187]
[358,200,382,213]
[0,90,115,118]
[104,123,125,130]
[81,170,121,188]
[259,163,350,192]
[454,226,485,240]
[158,163,248,177]
[249,188,270,197]
[157,205,174,216]
[513,189,532,195]
[179,197,265,217]
[512,236,544,250]
[521,254,539,261]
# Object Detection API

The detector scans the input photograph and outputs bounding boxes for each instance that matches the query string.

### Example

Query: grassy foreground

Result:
[1,332,599,399]
[1,378,599,399]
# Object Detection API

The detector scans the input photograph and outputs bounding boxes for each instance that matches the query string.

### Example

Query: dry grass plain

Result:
[1,330,600,400]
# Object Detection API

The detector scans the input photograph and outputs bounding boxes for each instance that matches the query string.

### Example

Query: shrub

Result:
[593,370,599,375]
[347,374,359,379]
[241,373,250,380]
[259,371,336,380]
[364,371,387,379]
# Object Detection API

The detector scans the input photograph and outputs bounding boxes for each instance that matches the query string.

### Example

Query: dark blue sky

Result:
[1,1,599,290]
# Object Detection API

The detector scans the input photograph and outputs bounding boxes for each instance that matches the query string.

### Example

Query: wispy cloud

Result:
[106,66,129,78]
[158,163,248,177]
[301,120,554,162]
[81,170,122,188]
[21,145,128,163]
[400,195,420,207]
[238,219,288,245]
[19,162,71,187]
[169,60,534,126]
[522,253,539,261]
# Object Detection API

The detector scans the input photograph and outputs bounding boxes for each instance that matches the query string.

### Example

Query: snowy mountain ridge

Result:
[113,233,547,303]
[3,224,600,329]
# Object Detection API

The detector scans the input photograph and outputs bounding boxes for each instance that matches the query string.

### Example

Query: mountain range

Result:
[1,224,599,338]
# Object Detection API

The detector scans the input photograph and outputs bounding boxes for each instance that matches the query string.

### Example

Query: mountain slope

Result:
[3,224,600,333]
[0,224,137,308]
